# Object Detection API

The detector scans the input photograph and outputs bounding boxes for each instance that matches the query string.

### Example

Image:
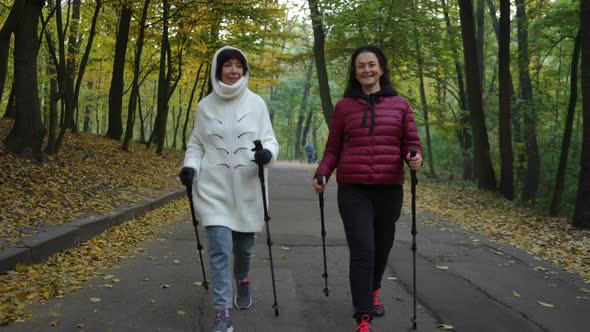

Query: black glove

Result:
[314,174,326,185]
[253,148,272,165]
[179,167,195,186]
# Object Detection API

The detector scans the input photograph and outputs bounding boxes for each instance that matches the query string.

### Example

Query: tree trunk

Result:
[295,59,313,161]
[46,63,58,153]
[498,0,514,200]
[44,0,57,154]
[458,0,496,190]
[146,80,157,140]
[153,15,183,154]
[95,104,100,134]
[302,109,313,149]
[182,62,205,151]
[123,0,150,151]
[199,63,209,102]
[94,56,103,135]
[487,0,524,191]
[50,0,98,154]
[171,106,177,149]
[573,0,590,229]
[4,0,46,160]
[551,31,581,216]
[476,0,485,87]
[172,89,183,149]
[0,2,18,107]
[269,84,276,124]
[411,4,436,178]
[151,0,172,155]
[51,0,71,153]
[63,0,81,131]
[73,0,101,130]
[106,5,132,140]
[138,92,145,142]
[4,83,15,118]
[516,0,540,203]
[307,0,334,126]
[83,105,91,132]
[441,0,472,180]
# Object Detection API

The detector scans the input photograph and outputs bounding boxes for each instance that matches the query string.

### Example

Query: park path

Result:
[2,162,589,331]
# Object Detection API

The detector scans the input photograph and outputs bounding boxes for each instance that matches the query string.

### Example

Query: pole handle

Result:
[314,174,325,185]
[409,149,418,183]
[253,139,263,152]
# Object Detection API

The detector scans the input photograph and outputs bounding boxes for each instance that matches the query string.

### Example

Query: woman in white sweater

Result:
[179,46,279,332]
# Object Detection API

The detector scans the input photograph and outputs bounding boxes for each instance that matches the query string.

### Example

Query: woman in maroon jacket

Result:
[313,45,423,332]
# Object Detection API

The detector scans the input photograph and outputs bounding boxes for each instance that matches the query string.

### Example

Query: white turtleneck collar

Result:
[214,74,249,99]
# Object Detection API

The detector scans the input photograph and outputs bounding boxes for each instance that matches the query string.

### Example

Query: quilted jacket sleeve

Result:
[400,99,422,160]
[315,100,346,181]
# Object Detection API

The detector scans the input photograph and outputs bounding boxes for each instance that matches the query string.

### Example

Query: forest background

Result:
[0,0,589,228]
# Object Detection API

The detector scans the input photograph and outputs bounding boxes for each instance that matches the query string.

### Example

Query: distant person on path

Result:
[305,141,315,163]
[312,45,422,332]
[179,46,279,332]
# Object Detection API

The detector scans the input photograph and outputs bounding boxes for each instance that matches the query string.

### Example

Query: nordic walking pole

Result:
[252,140,280,317]
[409,149,418,329]
[315,175,329,297]
[185,183,209,290]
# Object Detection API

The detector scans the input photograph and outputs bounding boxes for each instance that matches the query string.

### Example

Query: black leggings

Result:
[337,183,403,317]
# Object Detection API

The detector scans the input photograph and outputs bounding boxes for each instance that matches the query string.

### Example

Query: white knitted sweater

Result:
[183,46,279,232]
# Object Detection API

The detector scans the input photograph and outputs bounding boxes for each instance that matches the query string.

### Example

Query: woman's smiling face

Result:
[354,51,383,94]
[221,58,244,85]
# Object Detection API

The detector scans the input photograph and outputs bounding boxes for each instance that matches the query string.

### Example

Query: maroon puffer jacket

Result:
[315,95,422,185]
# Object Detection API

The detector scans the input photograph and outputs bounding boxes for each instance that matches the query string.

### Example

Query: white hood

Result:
[211,46,250,99]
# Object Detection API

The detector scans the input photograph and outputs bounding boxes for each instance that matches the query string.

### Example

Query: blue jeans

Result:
[206,226,255,308]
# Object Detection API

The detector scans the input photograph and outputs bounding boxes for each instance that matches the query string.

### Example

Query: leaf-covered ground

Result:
[0,199,189,325]
[415,178,590,283]
[0,118,589,325]
[0,119,185,247]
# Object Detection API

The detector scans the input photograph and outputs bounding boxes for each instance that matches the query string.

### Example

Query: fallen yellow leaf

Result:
[512,291,521,297]
[437,323,454,330]
[89,297,101,303]
[537,301,555,308]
